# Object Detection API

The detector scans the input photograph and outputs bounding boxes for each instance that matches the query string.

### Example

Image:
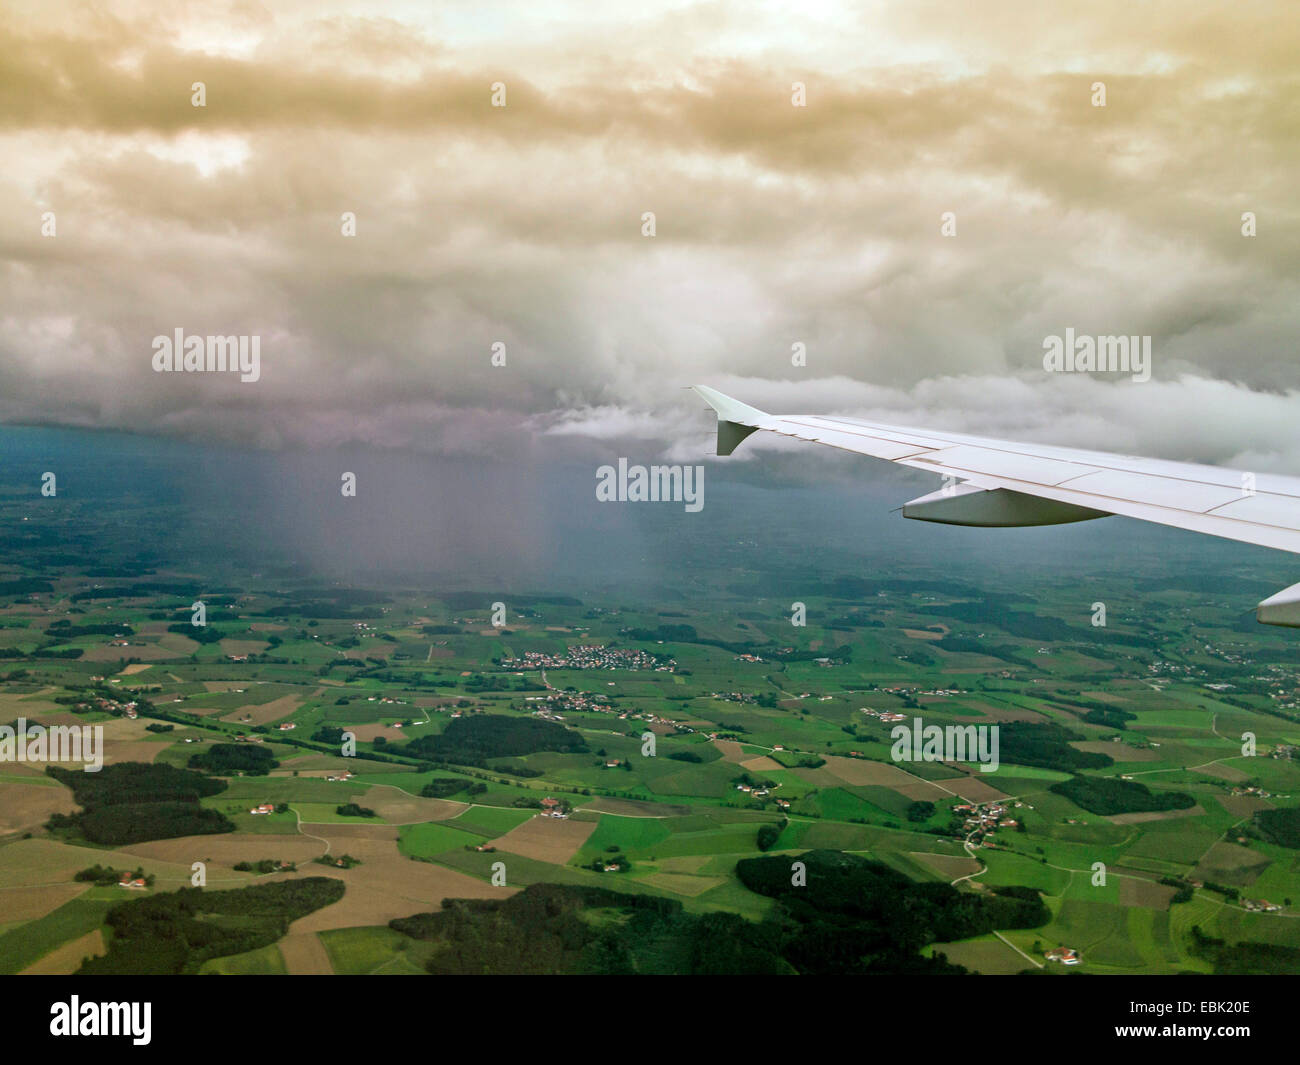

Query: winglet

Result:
[691,385,768,456]
[1258,580,1300,628]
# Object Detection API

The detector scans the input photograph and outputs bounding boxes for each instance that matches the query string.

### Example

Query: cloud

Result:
[543,372,1300,473]
[0,0,1296,467]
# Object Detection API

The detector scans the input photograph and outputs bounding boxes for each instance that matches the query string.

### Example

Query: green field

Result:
[2,521,1300,975]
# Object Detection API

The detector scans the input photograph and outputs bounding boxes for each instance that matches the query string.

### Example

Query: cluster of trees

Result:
[335,803,376,818]
[931,636,1029,666]
[1253,807,1300,849]
[419,778,487,799]
[74,864,153,887]
[45,620,134,639]
[317,854,361,868]
[906,801,936,823]
[464,674,546,693]
[1081,707,1137,731]
[47,762,234,846]
[996,722,1112,773]
[768,750,825,770]
[263,602,374,619]
[0,578,53,596]
[70,581,197,601]
[52,802,233,846]
[52,681,122,707]
[233,859,290,873]
[312,725,348,745]
[401,714,588,767]
[826,611,886,630]
[1049,695,1139,727]
[492,761,543,778]
[188,743,279,776]
[732,850,1047,974]
[392,884,705,975]
[385,851,1047,975]
[49,761,226,806]
[78,878,345,974]
[1049,774,1194,816]
[0,644,83,660]
[1189,925,1300,974]
[165,623,230,645]
[920,598,1157,649]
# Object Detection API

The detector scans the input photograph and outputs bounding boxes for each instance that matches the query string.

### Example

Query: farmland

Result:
[3,447,1300,974]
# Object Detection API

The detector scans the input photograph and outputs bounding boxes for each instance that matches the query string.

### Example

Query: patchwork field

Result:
[0,779,77,833]
[1,559,1299,977]
[489,815,596,864]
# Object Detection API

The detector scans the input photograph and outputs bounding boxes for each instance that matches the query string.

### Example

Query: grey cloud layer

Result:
[0,1,1296,466]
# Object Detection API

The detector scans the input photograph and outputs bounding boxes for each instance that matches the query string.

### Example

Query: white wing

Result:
[691,385,1300,627]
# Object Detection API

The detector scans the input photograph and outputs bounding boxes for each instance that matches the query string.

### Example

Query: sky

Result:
[1,0,1297,474]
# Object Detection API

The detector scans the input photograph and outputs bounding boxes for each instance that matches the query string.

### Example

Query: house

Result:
[249,803,274,815]
[1044,947,1080,965]
[118,875,147,889]
[540,797,560,809]
[278,722,296,731]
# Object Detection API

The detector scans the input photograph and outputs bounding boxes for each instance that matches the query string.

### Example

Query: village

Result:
[501,645,676,672]
[954,801,1021,848]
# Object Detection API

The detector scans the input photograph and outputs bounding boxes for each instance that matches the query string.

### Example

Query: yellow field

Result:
[488,815,595,864]
[21,930,105,975]
[0,779,77,833]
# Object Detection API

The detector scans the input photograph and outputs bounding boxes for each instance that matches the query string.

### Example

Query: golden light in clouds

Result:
[0,1,1296,467]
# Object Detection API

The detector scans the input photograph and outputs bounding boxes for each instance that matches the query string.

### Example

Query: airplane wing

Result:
[691,384,1300,627]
